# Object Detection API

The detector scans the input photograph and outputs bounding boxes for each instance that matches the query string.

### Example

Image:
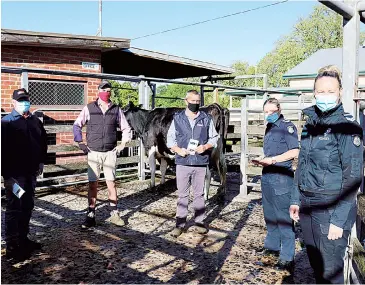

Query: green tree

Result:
[109,80,139,107]
[257,4,365,87]
[155,83,200,108]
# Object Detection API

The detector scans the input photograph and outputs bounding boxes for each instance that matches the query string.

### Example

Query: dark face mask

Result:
[188,102,200,113]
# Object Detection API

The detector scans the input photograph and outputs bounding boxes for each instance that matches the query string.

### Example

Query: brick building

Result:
[1,29,232,166]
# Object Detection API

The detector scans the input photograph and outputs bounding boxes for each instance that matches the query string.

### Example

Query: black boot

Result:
[81,208,96,229]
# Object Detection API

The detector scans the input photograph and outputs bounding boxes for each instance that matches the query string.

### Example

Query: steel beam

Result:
[318,0,354,19]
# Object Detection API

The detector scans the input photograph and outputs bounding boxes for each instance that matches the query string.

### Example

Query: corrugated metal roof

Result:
[284,47,365,78]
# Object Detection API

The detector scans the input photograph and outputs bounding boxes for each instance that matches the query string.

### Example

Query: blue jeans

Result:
[261,173,295,262]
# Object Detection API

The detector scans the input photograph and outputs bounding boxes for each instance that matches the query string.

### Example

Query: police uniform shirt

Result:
[263,114,299,172]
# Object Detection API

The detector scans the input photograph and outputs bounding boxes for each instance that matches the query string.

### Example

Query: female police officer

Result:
[253,98,299,270]
[290,66,363,284]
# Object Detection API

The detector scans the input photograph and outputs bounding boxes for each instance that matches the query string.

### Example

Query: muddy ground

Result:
[1,172,315,284]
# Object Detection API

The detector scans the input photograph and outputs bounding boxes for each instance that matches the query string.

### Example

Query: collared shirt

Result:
[167,109,219,148]
[73,99,132,142]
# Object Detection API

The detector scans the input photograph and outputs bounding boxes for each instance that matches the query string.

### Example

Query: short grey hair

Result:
[263,97,281,110]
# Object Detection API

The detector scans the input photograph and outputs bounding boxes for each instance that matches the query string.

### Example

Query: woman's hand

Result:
[289,205,300,222]
[328,224,343,240]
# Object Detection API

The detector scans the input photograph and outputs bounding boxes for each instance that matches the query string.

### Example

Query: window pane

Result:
[29,81,85,105]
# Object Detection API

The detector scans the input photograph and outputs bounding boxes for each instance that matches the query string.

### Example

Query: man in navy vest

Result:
[73,81,132,229]
[167,90,219,238]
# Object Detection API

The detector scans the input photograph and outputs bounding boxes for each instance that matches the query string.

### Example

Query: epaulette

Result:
[343,113,355,122]
[283,119,291,123]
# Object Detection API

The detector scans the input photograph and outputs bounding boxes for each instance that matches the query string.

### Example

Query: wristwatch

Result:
[271,157,277,165]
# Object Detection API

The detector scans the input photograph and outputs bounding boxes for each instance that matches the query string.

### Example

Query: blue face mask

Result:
[265,112,279,123]
[315,94,338,112]
[15,101,31,114]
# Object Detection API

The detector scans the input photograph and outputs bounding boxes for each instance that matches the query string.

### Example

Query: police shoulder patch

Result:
[344,113,355,122]
[287,126,295,134]
[353,135,361,147]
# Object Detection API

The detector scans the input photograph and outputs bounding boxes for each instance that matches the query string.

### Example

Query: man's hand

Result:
[78,143,89,154]
[4,178,16,189]
[36,163,44,176]
[176,148,189,157]
[113,142,126,157]
[289,205,300,222]
[328,224,343,240]
[196,145,207,154]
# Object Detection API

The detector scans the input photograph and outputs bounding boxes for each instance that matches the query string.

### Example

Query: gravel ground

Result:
[1,171,315,284]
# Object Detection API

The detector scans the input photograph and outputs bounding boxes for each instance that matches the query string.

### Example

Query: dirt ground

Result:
[1,172,315,284]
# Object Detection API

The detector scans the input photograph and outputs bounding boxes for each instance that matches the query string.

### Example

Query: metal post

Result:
[213,88,219,104]
[21,71,28,91]
[151,83,156,109]
[96,0,102,36]
[200,78,205,106]
[342,2,360,283]
[239,97,249,197]
[342,1,360,116]
[138,76,147,181]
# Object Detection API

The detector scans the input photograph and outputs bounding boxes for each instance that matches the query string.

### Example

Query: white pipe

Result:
[36,173,138,190]
[37,166,138,182]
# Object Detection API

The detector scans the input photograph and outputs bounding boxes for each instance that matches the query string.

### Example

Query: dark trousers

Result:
[5,176,36,246]
[261,173,295,262]
[300,192,356,284]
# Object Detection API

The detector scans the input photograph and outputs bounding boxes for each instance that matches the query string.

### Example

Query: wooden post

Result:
[239,97,249,197]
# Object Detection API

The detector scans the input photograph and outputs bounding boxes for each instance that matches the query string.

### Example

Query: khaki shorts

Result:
[87,150,117,182]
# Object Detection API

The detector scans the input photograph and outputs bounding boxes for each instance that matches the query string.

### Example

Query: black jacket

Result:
[1,110,48,179]
[291,104,363,228]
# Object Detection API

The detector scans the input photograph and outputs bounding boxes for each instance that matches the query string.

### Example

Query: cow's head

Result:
[122,101,143,113]
[122,101,148,136]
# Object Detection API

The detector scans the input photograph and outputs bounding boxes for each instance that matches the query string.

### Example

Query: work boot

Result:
[275,260,294,272]
[170,227,184,238]
[106,210,125,227]
[193,223,209,234]
[81,208,96,229]
[257,247,280,257]
[5,244,31,262]
[21,237,42,252]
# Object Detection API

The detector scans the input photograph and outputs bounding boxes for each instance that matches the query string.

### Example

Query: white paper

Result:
[187,139,199,155]
[12,183,25,199]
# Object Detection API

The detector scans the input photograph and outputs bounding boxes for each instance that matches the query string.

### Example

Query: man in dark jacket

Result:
[1,88,47,261]
[167,90,219,238]
[73,81,132,229]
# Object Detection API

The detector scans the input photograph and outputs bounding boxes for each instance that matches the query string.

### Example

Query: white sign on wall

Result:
[82,62,100,71]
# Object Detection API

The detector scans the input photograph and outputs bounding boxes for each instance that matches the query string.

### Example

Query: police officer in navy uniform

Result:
[253,97,299,270]
[2,88,48,261]
[290,66,363,284]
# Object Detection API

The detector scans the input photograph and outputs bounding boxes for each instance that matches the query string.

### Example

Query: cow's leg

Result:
[148,146,157,188]
[204,166,211,200]
[216,153,227,201]
[160,158,168,184]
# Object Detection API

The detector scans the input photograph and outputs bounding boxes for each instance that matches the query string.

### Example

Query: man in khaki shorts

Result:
[73,81,132,229]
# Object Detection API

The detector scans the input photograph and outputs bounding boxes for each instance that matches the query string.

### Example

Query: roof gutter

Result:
[283,70,365,79]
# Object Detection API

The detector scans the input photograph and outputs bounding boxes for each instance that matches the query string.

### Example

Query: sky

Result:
[0,1,346,67]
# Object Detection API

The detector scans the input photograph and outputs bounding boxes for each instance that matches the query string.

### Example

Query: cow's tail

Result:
[222,108,230,153]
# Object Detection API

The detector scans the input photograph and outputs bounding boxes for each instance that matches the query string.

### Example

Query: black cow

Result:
[123,102,229,198]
